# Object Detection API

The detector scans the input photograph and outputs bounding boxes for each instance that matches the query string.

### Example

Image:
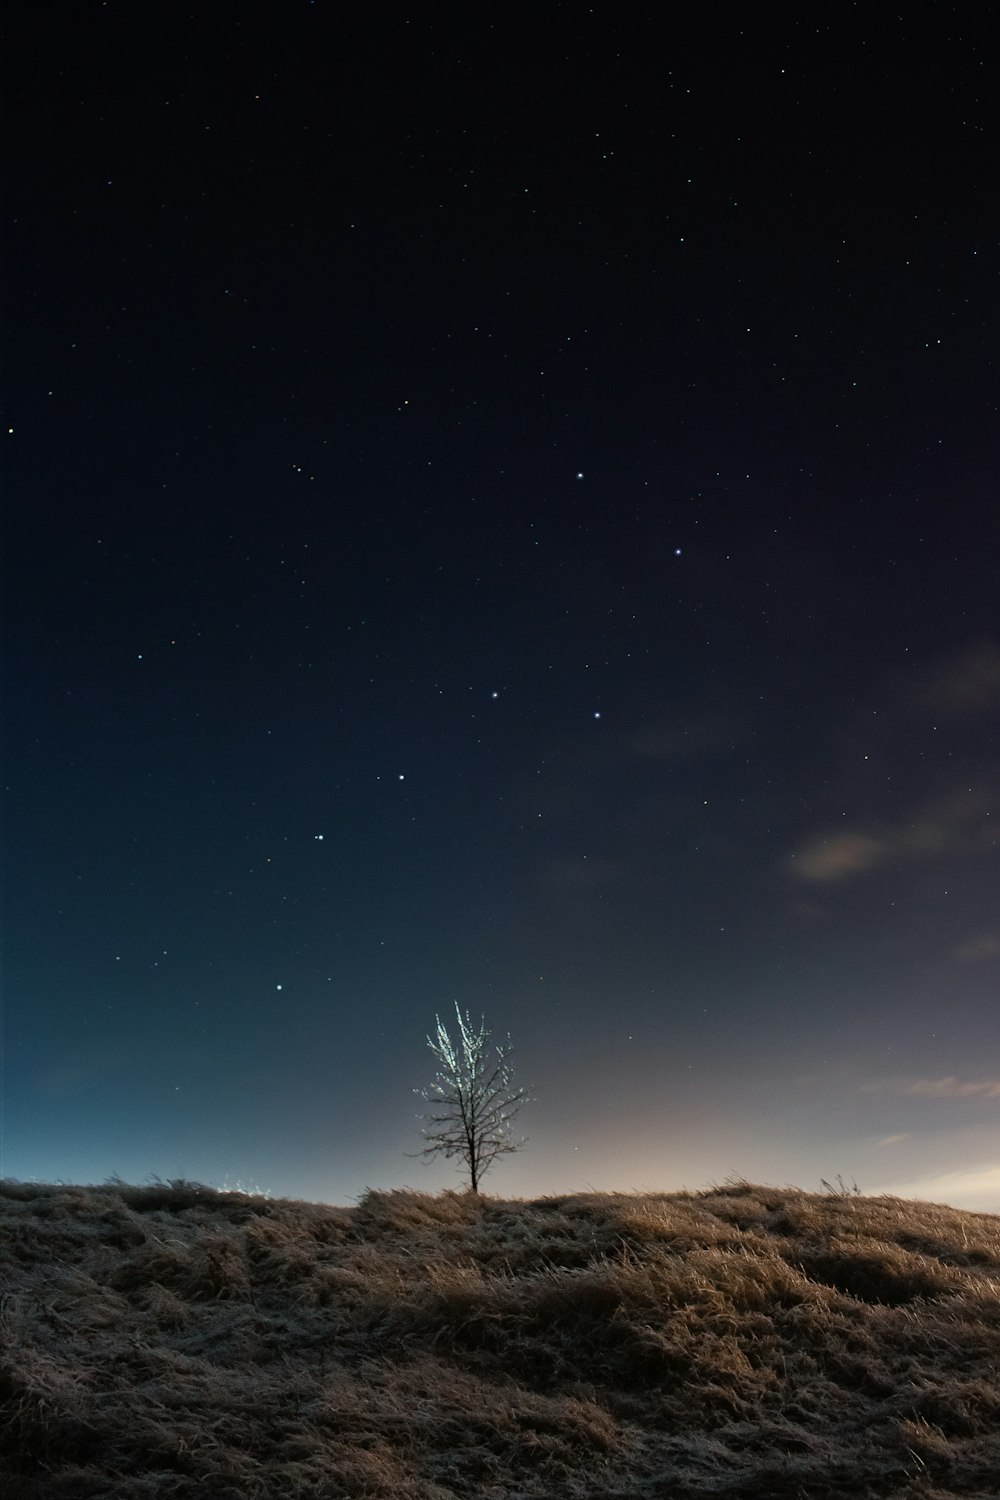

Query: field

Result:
[2,1178,998,1498]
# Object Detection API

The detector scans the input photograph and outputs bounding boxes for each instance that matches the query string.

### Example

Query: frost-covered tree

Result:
[415,1005,530,1193]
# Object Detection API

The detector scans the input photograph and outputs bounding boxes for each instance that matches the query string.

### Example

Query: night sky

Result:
[4,5,998,1212]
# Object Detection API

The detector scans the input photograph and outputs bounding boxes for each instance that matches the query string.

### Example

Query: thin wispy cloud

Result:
[902,1078,1000,1100]
[917,642,1000,717]
[861,1076,1000,1100]
[789,782,997,883]
[628,712,739,764]
[786,639,1000,886]
[875,1162,1000,1214]
[534,855,627,898]
[954,932,1000,964]
[791,832,885,882]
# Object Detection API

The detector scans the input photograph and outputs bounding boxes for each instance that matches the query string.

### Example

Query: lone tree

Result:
[415,1005,530,1193]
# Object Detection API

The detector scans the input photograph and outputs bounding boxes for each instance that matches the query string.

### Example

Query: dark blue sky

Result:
[4,3,998,1210]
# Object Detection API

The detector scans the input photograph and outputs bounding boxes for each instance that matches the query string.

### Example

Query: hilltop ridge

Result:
[2,1179,999,1497]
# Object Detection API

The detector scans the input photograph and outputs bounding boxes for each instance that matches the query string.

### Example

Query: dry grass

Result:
[2,1179,998,1497]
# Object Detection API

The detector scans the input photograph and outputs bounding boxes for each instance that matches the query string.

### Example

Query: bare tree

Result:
[415,1005,530,1193]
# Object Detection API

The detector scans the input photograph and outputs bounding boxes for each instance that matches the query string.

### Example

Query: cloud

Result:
[791,832,886,882]
[902,1077,1000,1100]
[535,855,625,895]
[899,784,997,855]
[628,712,738,763]
[875,1161,1000,1214]
[917,642,1000,717]
[862,1076,1000,1100]
[954,932,1000,964]
[789,782,997,883]
[877,1133,912,1147]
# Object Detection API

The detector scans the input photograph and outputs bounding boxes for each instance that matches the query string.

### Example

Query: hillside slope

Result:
[2,1179,999,1498]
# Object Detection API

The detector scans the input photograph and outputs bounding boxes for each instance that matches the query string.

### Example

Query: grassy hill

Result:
[2,1179,998,1498]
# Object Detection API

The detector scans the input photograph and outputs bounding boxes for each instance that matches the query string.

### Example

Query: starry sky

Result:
[4,5,998,1212]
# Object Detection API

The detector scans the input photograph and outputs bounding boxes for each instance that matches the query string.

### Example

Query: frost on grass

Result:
[1,1179,999,1498]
